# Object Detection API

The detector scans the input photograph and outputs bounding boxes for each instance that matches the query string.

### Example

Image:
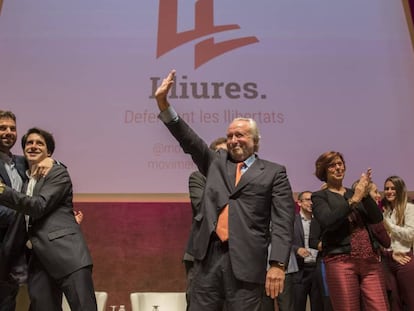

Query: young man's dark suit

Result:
[292,214,323,311]
[0,164,96,311]
[0,154,27,311]
[164,117,295,310]
[183,170,206,309]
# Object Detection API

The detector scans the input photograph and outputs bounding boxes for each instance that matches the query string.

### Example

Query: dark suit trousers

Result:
[184,259,195,311]
[190,235,262,311]
[261,272,295,311]
[28,254,97,311]
[292,263,323,311]
[0,282,18,311]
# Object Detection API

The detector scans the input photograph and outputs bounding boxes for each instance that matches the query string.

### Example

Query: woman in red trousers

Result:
[311,151,389,311]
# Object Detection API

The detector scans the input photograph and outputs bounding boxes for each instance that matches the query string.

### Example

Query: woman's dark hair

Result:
[314,151,345,182]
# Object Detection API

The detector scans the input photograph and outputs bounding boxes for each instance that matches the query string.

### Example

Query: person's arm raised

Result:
[154,69,176,112]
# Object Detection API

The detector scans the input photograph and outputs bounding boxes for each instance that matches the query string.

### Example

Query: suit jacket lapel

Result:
[297,215,305,245]
[235,159,264,190]
[0,161,12,186]
[12,155,28,181]
[226,161,238,189]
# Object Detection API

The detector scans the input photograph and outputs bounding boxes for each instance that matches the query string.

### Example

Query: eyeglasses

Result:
[300,198,312,202]
[327,161,344,170]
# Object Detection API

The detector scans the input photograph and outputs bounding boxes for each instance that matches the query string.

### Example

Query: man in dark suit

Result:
[292,191,323,311]
[184,137,227,310]
[0,127,97,311]
[0,110,28,311]
[155,70,296,311]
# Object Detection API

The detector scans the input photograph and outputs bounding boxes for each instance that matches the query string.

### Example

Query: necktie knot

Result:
[235,162,244,186]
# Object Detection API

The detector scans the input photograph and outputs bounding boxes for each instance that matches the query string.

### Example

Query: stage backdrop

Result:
[1,0,414,195]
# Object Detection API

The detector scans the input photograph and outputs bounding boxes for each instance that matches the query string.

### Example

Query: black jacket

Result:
[311,188,383,257]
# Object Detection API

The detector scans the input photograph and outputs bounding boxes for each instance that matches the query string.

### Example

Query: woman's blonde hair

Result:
[382,175,408,226]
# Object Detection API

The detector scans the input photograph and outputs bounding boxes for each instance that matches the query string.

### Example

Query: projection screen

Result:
[1,0,413,197]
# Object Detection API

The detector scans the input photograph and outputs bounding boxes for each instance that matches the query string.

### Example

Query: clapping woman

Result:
[311,151,388,311]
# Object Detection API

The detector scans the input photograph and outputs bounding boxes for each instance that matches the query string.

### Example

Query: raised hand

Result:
[154,69,176,111]
[353,168,372,202]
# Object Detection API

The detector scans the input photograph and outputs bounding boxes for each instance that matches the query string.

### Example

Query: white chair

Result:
[130,292,186,311]
[62,291,108,311]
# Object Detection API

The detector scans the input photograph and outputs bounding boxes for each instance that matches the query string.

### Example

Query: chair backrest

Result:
[95,291,108,311]
[62,291,108,311]
[130,292,186,311]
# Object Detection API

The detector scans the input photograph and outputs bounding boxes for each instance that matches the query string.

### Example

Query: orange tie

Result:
[216,162,244,242]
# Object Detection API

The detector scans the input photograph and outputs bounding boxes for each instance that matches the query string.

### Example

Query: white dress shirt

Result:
[384,202,414,253]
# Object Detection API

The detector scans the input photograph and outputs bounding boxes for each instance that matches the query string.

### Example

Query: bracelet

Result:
[348,198,357,207]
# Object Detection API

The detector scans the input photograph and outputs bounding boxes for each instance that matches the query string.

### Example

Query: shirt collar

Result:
[300,211,312,221]
[243,154,256,168]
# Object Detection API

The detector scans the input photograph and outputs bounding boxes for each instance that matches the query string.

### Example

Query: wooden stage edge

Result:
[73,193,191,203]
[74,191,414,203]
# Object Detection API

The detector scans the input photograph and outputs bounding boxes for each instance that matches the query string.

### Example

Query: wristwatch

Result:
[272,261,286,271]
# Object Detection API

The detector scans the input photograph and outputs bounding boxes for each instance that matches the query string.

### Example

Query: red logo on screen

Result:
[156,0,259,69]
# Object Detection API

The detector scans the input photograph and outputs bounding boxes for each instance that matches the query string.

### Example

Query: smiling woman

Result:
[311,151,389,311]
[381,175,414,310]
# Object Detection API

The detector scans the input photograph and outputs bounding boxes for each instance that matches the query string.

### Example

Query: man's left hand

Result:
[31,157,54,177]
[265,266,285,299]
